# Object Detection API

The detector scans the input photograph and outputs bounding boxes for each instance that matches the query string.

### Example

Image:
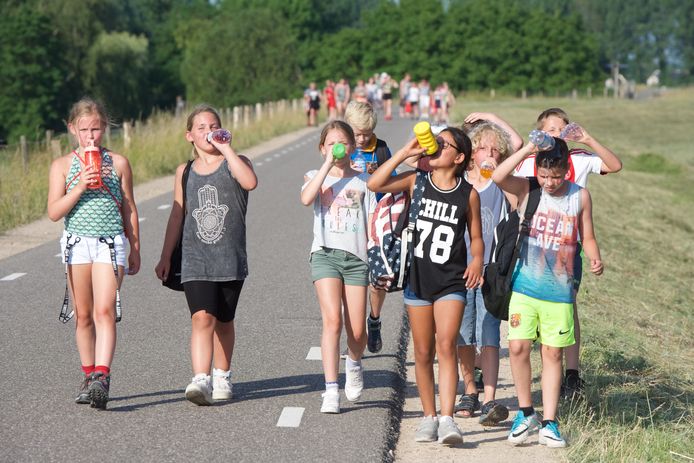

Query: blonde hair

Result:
[68,97,109,128]
[468,122,513,162]
[536,107,569,130]
[186,104,222,158]
[344,100,377,131]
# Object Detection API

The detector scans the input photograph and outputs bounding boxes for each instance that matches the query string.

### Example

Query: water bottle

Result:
[83,141,103,189]
[413,121,439,155]
[332,143,346,160]
[352,151,367,173]
[559,122,583,142]
[207,129,232,144]
[529,130,555,151]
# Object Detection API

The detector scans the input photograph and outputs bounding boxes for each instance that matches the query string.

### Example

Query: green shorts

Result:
[507,292,575,348]
[310,247,369,287]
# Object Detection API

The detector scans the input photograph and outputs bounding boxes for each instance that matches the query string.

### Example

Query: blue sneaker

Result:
[539,421,567,448]
[507,411,540,445]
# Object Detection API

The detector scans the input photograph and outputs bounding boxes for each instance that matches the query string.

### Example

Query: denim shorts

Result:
[60,230,126,266]
[310,247,369,286]
[403,286,466,307]
[457,287,501,348]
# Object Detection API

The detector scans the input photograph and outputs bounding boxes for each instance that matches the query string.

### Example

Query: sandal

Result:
[478,400,509,426]
[454,393,480,418]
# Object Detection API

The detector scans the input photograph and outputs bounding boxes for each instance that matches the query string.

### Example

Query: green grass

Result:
[453,88,694,462]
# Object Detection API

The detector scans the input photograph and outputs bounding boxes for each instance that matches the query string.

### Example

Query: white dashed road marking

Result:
[264,158,273,162]
[276,407,305,428]
[306,346,321,361]
[138,217,146,222]
[1,273,26,281]
[157,204,171,210]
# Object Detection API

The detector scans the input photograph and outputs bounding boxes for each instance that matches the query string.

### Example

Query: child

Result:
[368,128,484,445]
[323,80,337,121]
[344,100,393,354]
[47,97,140,410]
[492,137,603,448]
[300,120,376,414]
[304,82,321,127]
[514,108,621,398]
[454,115,522,425]
[155,104,257,406]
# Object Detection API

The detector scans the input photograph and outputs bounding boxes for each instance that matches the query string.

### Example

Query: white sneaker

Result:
[437,415,464,445]
[344,363,364,402]
[320,389,340,414]
[212,368,233,401]
[185,373,213,406]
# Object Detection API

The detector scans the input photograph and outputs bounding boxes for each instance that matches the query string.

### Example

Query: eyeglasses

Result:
[436,136,460,153]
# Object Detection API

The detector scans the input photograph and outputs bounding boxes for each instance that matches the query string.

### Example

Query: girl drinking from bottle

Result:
[300,120,376,414]
[368,127,484,446]
[155,104,257,406]
[47,97,140,410]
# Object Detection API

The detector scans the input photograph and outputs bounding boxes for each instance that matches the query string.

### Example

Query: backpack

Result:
[367,171,426,292]
[163,160,194,291]
[374,139,390,168]
[482,178,541,320]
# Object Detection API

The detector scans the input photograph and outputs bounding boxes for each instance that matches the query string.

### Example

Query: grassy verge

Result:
[453,89,694,462]
[0,107,309,233]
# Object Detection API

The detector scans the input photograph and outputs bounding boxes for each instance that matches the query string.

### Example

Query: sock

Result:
[94,365,110,375]
[520,406,535,417]
[325,382,338,393]
[81,365,95,376]
[346,355,362,369]
[369,314,380,321]
[565,369,579,379]
[213,368,231,378]
[542,419,557,428]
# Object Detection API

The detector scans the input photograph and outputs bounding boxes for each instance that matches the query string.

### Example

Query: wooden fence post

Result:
[243,106,251,126]
[123,122,131,149]
[255,103,262,122]
[51,140,62,158]
[572,89,578,99]
[45,130,53,149]
[521,89,527,100]
[233,106,240,129]
[587,87,592,98]
[490,89,496,98]
[20,136,28,171]
[105,126,111,148]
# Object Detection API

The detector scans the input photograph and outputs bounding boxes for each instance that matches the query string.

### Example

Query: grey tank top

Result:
[181,159,248,282]
[464,179,506,265]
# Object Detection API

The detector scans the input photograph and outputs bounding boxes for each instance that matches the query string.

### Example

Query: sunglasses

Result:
[436,136,460,153]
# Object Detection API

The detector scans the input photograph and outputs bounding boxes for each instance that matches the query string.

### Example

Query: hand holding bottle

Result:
[207,129,232,144]
[559,122,584,142]
[413,121,439,155]
[528,130,555,151]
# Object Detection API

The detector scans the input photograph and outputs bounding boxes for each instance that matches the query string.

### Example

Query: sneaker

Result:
[414,416,438,442]
[367,317,383,353]
[437,415,464,445]
[75,374,91,404]
[479,401,509,426]
[320,389,340,414]
[185,374,213,406]
[88,372,110,410]
[539,421,567,448]
[507,411,540,445]
[212,369,233,401]
[562,373,585,400]
[344,363,364,402]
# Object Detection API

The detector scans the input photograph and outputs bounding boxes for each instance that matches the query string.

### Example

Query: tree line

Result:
[1,0,692,143]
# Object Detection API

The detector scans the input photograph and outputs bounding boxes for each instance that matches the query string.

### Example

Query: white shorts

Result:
[60,231,127,266]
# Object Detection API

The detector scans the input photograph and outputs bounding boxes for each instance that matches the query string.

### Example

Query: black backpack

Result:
[482,178,541,320]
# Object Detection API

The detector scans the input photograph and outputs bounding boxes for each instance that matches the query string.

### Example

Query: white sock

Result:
[325,382,338,393]
[213,368,231,378]
[346,356,362,369]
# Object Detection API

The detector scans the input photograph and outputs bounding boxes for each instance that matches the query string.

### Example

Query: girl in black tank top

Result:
[368,127,484,443]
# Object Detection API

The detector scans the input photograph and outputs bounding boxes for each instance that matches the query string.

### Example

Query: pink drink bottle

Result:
[207,129,232,144]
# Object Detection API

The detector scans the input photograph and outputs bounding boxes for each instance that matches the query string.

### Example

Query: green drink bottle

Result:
[332,143,346,160]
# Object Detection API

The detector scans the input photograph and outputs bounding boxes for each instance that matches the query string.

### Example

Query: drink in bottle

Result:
[528,130,555,151]
[352,151,367,173]
[83,142,103,189]
[332,143,346,160]
[207,129,232,144]
[479,160,495,179]
[559,122,583,142]
[413,121,439,155]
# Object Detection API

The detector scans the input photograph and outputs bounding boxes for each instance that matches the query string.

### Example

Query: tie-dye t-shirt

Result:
[303,171,377,263]
[511,182,583,303]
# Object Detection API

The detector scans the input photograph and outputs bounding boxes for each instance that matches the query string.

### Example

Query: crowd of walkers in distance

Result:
[304,73,456,127]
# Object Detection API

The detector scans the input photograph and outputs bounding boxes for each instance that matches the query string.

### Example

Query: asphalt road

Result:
[0,116,419,462]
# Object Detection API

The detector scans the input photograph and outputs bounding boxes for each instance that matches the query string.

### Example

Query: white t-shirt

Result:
[513,148,603,187]
[303,171,377,263]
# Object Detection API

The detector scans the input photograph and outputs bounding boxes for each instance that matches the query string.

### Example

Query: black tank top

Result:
[408,172,472,300]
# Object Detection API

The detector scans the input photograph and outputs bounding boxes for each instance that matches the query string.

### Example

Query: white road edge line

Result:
[1,273,26,281]
[276,407,305,428]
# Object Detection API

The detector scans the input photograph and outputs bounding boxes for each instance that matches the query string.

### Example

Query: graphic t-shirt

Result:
[511,182,582,303]
[514,148,602,187]
[303,171,377,263]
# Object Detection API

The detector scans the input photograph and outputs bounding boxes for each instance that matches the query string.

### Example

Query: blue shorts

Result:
[403,286,466,307]
[457,287,501,348]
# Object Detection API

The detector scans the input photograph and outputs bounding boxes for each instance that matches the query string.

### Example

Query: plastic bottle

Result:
[479,160,495,179]
[83,141,103,189]
[413,121,439,155]
[528,130,555,151]
[559,122,583,142]
[207,129,232,144]
[332,143,346,160]
[352,151,367,173]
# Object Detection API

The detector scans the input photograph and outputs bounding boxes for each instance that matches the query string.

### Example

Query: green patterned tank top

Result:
[64,149,124,236]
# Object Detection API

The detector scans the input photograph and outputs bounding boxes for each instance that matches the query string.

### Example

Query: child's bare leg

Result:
[480,346,500,402]
[541,345,563,420]
[213,320,235,370]
[564,303,580,370]
[433,299,465,416]
[457,345,477,395]
[314,278,344,382]
[343,284,367,360]
[509,339,533,407]
[407,304,436,416]
[70,264,96,366]
[190,311,215,374]
[91,263,120,367]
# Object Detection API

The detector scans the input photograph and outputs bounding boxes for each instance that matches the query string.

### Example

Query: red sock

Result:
[95,365,111,375]
[81,365,95,375]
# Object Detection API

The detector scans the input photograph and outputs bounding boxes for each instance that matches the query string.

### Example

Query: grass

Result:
[0,103,309,233]
[453,88,694,462]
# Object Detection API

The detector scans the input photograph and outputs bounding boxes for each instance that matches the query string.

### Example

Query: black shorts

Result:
[183,280,244,322]
[309,100,320,110]
[383,93,392,100]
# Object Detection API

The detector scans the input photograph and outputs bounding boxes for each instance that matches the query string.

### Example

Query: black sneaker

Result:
[562,373,585,400]
[75,374,91,404]
[89,372,110,410]
[367,316,382,353]
[475,368,484,392]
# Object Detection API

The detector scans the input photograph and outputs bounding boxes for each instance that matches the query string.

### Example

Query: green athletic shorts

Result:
[507,292,575,348]
[310,247,369,286]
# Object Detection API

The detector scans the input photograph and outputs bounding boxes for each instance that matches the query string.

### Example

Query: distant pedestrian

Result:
[304,82,321,127]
